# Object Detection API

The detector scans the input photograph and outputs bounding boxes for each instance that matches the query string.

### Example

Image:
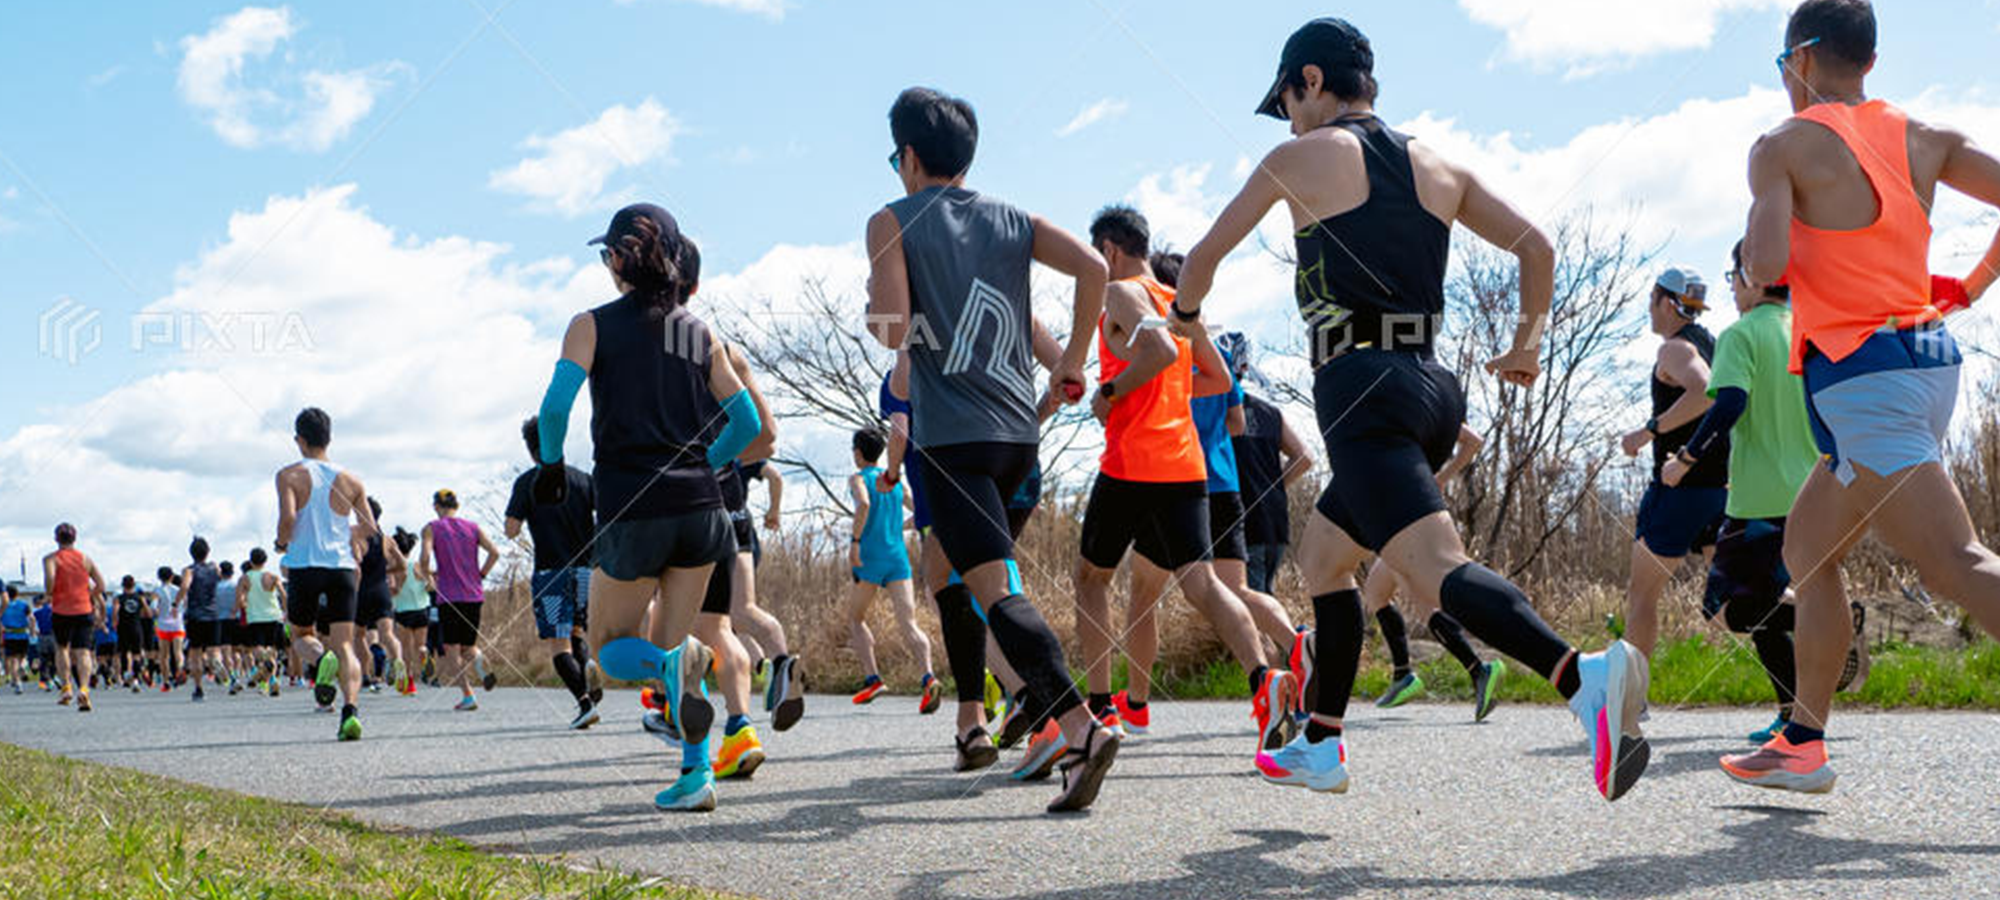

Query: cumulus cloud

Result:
[488,99,682,217]
[1056,98,1129,138]
[176,6,402,152]
[1459,0,1788,76]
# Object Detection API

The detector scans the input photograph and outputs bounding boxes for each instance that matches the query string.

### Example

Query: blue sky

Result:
[4,0,1999,579]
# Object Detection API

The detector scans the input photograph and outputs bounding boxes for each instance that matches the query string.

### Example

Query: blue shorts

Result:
[1634,483,1726,559]
[1803,324,1960,486]
[852,555,913,588]
[906,452,933,532]
[530,567,591,640]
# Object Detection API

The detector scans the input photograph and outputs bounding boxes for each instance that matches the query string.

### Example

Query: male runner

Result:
[843,428,940,712]
[1072,205,1295,756]
[508,417,602,728]
[1178,18,1649,799]
[275,407,379,740]
[152,566,185,689]
[239,548,288,696]
[1222,340,1314,596]
[1720,0,2000,792]
[3,585,34,693]
[866,87,1119,811]
[43,523,106,711]
[421,489,499,711]
[178,538,227,702]
[1618,268,1726,659]
[33,593,55,690]
[112,575,147,690]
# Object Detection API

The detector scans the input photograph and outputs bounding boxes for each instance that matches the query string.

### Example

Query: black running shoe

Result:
[771,655,804,732]
[1837,603,1869,693]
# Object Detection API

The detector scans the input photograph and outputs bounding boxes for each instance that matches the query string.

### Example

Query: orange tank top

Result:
[1784,100,1937,373]
[49,548,92,616]
[1098,276,1207,483]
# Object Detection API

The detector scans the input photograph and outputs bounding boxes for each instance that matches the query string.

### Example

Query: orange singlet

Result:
[48,548,92,616]
[1784,99,1938,373]
[1097,275,1207,483]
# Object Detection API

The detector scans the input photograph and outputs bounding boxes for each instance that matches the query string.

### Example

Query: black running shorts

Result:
[437,601,483,648]
[1207,491,1249,562]
[923,442,1037,577]
[1079,474,1212,571]
[185,618,228,650]
[52,614,95,650]
[701,525,743,615]
[596,508,734,582]
[1312,351,1466,552]
[356,585,394,625]
[116,618,145,654]
[287,567,359,630]
[393,609,431,631]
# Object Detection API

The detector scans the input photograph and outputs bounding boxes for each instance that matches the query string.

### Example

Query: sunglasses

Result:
[888,147,902,173]
[599,248,613,266]
[1776,36,1821,72]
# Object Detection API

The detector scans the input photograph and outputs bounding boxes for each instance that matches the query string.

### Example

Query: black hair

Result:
[156,566,174,583]
[368,497,383,521]
[218,561,235,578]
[521,416,541,461]
[1089,205,1150,259]
[54,523,76,546]
[1730,240,1789,301]
[890,87,979,179]
[295,407,332,449]
[1787,0,1875,73]
[610,216,696,321]
[249,547,267,567]
[393,527,417,556]
[189,536,210,563]
[853,428,887,464]
[1150,250,1187,289]
[1284,39,1377,105]
[121,574,135,588]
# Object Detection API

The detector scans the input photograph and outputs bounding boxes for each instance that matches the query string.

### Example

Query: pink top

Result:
[429,516,484,603]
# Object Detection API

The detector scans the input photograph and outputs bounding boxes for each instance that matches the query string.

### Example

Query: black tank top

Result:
[588,295,723,521]
[187,563,218,613]
[1651,323,1728,487]
[1294,115,1452,366]
[359,535,388,594]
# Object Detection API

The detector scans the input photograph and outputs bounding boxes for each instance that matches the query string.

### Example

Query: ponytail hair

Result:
[607,214,696,320]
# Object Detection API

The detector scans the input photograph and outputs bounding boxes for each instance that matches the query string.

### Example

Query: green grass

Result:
[0,743,737,900]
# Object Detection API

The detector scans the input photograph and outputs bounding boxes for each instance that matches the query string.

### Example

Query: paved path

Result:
[6,685,2000,899]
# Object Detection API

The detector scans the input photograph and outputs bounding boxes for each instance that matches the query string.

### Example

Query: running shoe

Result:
[770,655,804,732]
[454,694,479,712]
[569,702,601,731]
[585,659,604,706]
[1111,691,1150,736]
[388,657,406,691]
[1471,660,1505,723]
[1376,671,1423,709]
[640,686,665,712]
[338,713,362,742]
[983,670,1003,720]
[10,682,19,695]
[852,677,885,705]
[1099,708,1125,738]
[1289,628,1318,717]
[642,710,681,742]
[1256,731,1349,793]
[715,726,766,780]
[919,674,943,715]
[268,679,281,698]
[229,679,242,696]
[955,727,999,772]
[1720,734,1836,793]
[312,650,339,708]
[1010,720,1067,782]
[654,767,717,813]
[1253,669,1298,752]
[1565,640,1651,802]
[475,653,497,692]
[1047,726,1119,814]
[58,689,72,706]
[1837,603,1870,693]
[660,637,716,742]
[995,690,1034,749]
[192,685,205,703]
[1748,715,1788,744]
[77,690,91,713]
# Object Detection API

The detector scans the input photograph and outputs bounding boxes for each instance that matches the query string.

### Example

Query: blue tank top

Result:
[856,466,907,563]
[184,563,221,621]
[284,458,355,570]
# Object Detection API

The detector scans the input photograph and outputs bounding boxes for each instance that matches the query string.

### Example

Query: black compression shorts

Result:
[924,442,1037,577]
[1079,475,1212,571]
[701,525,743,615]
[1207,491,1249,562]
[287,568,358,630]
[1312,351,1466,552]
[596,509,734,582]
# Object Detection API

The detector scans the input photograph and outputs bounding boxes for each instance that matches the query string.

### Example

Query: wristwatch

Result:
[1098,380,1119,401]
[1171,300,1200,321]
[1644,417,1660,436]
[1675,448,1698,466]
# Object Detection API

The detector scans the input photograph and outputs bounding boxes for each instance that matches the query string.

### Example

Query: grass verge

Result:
[0,742,736,900]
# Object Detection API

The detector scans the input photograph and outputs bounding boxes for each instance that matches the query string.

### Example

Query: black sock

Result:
[1247,665,1269,697]
[1125,697,1146,710]
[553,651,588,702]
[1374,607,1411,677]
[1305,717,1343,742]
[1554,657,1580,699]
[1310,589,1365,723]
[1781,722,1824,744]
[1427,611,1482,672]
[340,703,357,720]
[1088,692,1112,716]
[932,585,988,705]
[985,594,1082,724]
[1438,563,1571,685]
[1750,628,1798,710]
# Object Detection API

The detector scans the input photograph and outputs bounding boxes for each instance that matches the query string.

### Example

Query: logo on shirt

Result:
[941,278,1032,397]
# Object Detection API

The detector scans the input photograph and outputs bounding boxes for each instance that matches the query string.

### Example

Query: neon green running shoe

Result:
[1375,672,1423,709]
[337,713,362,742]
[983,670,1002,720]
[1471,660,1504,722]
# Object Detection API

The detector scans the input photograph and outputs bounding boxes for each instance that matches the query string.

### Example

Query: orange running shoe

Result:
[1111,690,1150,735]
[1720,734,1836,793]
[640,686,665,711]
[852,677,885,705]
[917,674,943,715]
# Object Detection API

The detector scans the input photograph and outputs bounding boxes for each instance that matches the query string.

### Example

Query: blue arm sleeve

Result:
[537,360,588,465]
[1685,387,1746,462]
[706,389,761,470]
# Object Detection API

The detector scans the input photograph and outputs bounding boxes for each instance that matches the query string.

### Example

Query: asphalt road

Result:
[5,683,1999,900]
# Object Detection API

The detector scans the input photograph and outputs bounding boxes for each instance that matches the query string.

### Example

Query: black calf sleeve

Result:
[985,594,1082,723]
[1427,611,1482,672]
[570,634,593,665]
[1438,562,1571,682]
[1750,626,1798,709]
[553,651,587,701]
[1374,606,1411,675]
[933,584,988,704]
[1312,589,1365,722]
[1722,592,1795,635]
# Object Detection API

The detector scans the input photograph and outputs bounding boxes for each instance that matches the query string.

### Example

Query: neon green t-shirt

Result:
[1707,302,1820,519]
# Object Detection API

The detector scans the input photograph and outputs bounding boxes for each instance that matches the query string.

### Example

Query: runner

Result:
[178,538,227,703]
[32,592,56,690]
[152,566,185,690]
[535,202,760,812]
[238,548,288,697]
[419,489,499,711]
[843,427,940,712]
[507,417,603,728]
[3,585,33,693]
[92,617,117,687]
[1359,425,1507,721]
[275,406,380,740]
[352,499,406,701]
[1221,339,1314,597]
[112,575,147,691]
[43,523,106,711]
[138,574,159,686]
[1618,268,1726,660]
[389,529,431,695]
[1176,17,1650,799]
[865,88,1119,811]
[213,561,243,695]
[1721,0,2000,792]
[1071,205,1295,756]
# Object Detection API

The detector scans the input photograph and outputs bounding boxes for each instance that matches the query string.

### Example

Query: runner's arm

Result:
[537,312,596,466]
[761,466,784,532]
[1278,416,1315,486]
[1938,127,2000,300]
[1653,340,1714,432]
[704,333,760,469]
[848,474,870,541]
[1743,133,1794,286]
[1029,214,1109,399]
[1101,281,1178,393]
[1180,150,1287,315]
[275,467,300,551]
[727,344,779,462]
[476,526,500,580]
[345,474,379,539]
[417,526,434,582]
[1188,321,1234,398]
[1226,393,1247,437]
[864,208,911,349]
[385,541,408,593]
[1455,165,1554,386]
[1436,425,1486,485]
[1030,317,1064,371]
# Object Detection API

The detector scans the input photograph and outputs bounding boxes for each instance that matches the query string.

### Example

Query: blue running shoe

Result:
[655,767,717,813]
[1748,714,1788,744]
[1256,732,1348,793]
[661,637,715,743]
[1565,640,1651,802]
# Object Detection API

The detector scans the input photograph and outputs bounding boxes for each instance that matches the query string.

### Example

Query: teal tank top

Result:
[857,466,907,563]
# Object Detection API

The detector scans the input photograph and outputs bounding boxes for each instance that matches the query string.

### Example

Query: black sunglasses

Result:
[599,248,613,266]
[888,147,902,173]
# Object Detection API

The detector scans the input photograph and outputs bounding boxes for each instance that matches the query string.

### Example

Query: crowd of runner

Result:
[13,0,2000,816]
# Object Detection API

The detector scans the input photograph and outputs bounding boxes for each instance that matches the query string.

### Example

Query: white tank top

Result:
[283,459,354,570]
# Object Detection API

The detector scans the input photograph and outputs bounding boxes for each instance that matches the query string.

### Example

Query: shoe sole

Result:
[671,641,716,742]
[1722,761,1837,794]
[586,661,605,706]
[719,749,765,781]
[919,683,942,715]
[1376,680,1421,709]
[1256,756,1349,793]
[655,787,718,813]
[642,713,682,742]
[313,653,338,708]
[1047,732,1120,813]
[1011,738,1067,782]
[570,708,601,731]
[1473,661,1504,723]
[1599,641,1651,802]
[956,741,1000,772]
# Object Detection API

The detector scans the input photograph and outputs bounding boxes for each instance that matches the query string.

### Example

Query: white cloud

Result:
[176,6,402,152]
[1056,98,1129,138]
[488,99,682,218]
[85,65,125,88]
[1459,0,1788,76]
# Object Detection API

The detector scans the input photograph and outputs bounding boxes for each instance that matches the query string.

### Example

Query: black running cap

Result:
[587,203,682,248]
[1256,17,1372,120]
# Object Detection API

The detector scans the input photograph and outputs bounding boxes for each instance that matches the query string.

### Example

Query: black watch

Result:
[1098,380,1118,401]
[1644,416,1661,436]
[1170,300,1200,322]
